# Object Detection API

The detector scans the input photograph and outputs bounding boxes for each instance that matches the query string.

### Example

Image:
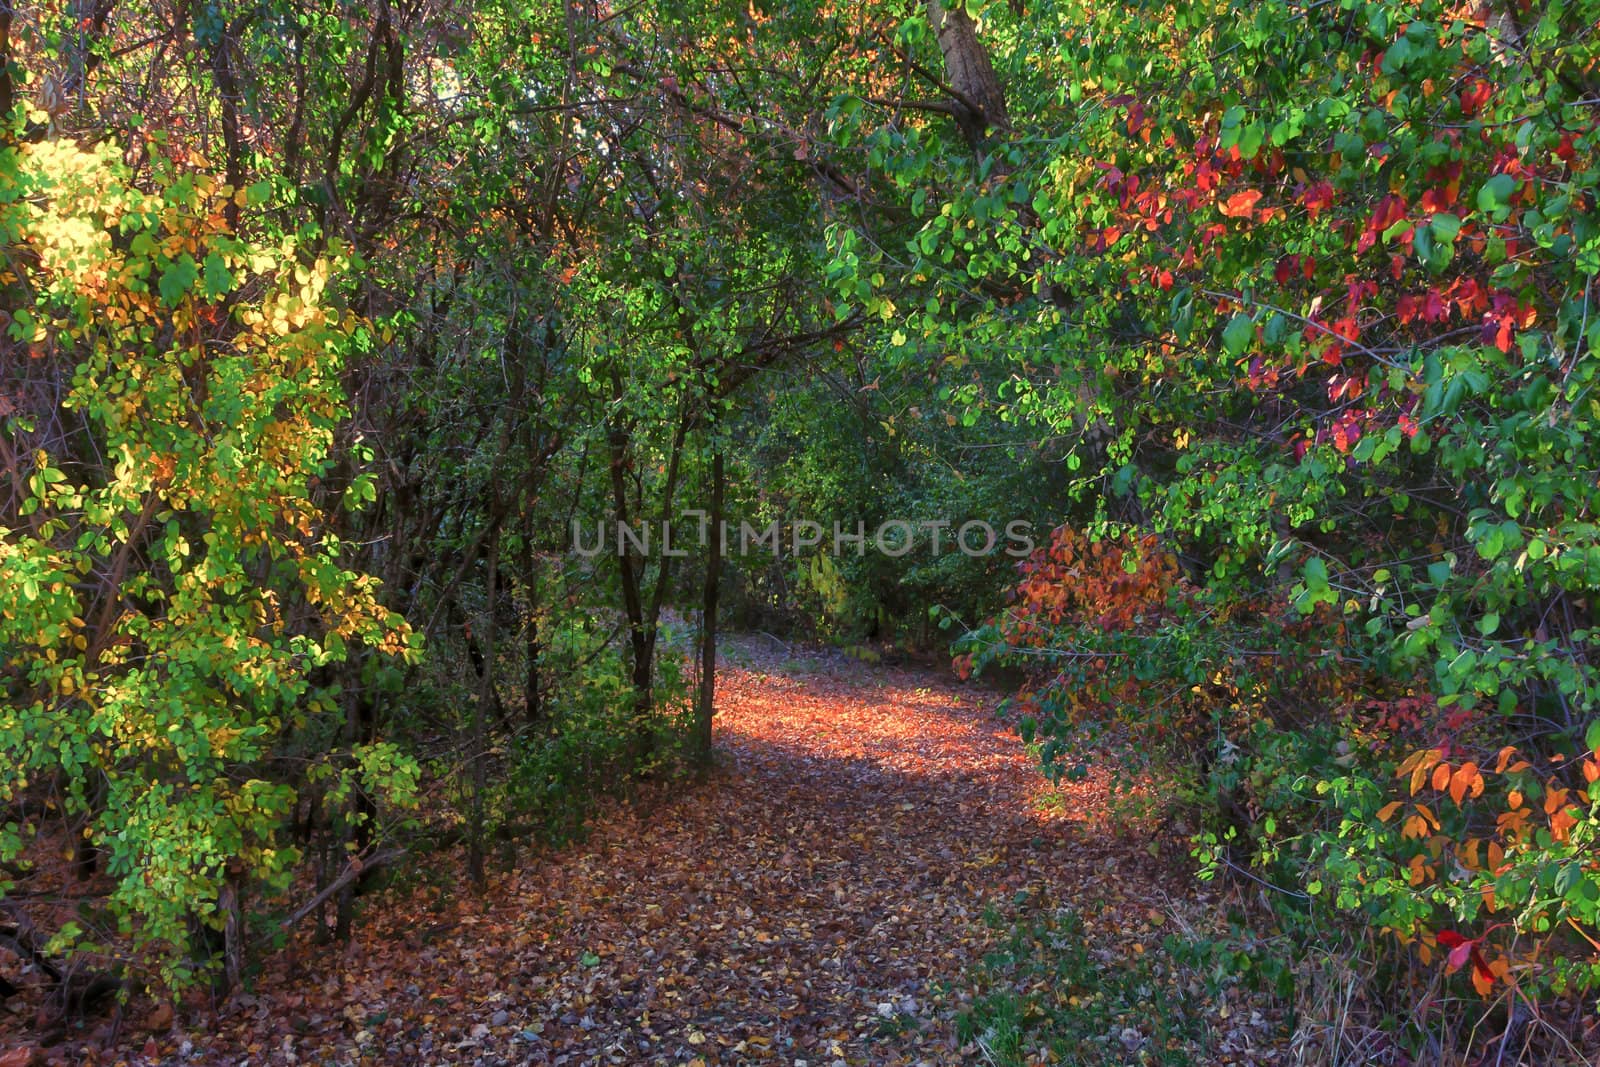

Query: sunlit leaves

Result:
[0,142,417,984]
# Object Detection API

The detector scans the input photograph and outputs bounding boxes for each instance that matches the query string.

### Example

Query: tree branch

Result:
[280,848,404,932]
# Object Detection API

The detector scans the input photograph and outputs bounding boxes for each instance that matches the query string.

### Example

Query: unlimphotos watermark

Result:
[570,517,1035,559]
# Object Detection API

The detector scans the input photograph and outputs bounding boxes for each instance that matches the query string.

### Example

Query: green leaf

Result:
[203,252,233,299]
[1382,38,1414,73]
[1477,174,1518,220]
[158,254,199,307]
[1222,313,1254,356]
[1238,123,1264,160]
[9,306,34,341]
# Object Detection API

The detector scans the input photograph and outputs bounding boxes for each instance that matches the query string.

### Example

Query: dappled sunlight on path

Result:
[177,644,1174,1066]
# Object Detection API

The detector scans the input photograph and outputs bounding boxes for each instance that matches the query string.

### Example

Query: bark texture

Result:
[927,1,1011,146]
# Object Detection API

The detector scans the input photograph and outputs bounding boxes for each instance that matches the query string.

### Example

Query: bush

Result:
[0,142,418,987]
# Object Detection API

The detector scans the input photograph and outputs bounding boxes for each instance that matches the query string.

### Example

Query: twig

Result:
[279,849,404,932]
[1199,288,1410,372]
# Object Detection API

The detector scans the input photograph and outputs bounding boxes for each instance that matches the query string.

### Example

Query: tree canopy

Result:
[2,0,1599,1060]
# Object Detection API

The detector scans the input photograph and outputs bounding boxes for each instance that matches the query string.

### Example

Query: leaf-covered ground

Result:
[14,643,1286,1065]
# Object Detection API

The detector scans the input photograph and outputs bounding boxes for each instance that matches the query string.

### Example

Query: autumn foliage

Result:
[0,141,419,984]
[883,0,1600,1050]
[5,0,1600,1058]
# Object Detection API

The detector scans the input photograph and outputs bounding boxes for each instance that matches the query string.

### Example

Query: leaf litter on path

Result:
[93,642,1282,1065]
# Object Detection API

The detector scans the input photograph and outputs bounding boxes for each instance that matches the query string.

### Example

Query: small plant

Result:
[957,900,1211,1066]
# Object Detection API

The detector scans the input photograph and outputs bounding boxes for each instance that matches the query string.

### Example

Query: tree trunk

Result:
[335,668,378,940]
[520,527,542,727]
[694,451,724,771]
[198,15,247,230]
[0,3,14,144]
[606,384,693,762]
[466,523,500,890]
[926,0,1010,147]
[608,421,655,747]
[220,874,243,994]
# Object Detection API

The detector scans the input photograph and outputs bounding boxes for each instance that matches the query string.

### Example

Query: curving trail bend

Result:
[176,643,1186,1066]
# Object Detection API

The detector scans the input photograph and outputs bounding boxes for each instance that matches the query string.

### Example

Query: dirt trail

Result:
[156,644,1179,1065]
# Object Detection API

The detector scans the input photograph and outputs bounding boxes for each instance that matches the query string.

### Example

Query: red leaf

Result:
[1302,182,1334,221]
[1460,79,1492,117]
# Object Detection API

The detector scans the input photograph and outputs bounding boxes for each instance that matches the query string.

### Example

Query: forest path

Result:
[192,642,1197,1066]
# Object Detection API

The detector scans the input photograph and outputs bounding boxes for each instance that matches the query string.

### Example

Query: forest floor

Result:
[12,639,1289,1066]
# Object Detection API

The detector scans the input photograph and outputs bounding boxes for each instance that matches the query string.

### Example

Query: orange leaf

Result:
[1551,806,1578,842]
[1432,762,1452,792]
[1493,745,1517,773]
[1405,748,1443,795]
[1377,801,1404,823]
[1449,762,1479,806]
[1470,964,1493,996]
[1396,749,1432,777]
[1544,787,1569,816]
[1219,189,1263,219]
